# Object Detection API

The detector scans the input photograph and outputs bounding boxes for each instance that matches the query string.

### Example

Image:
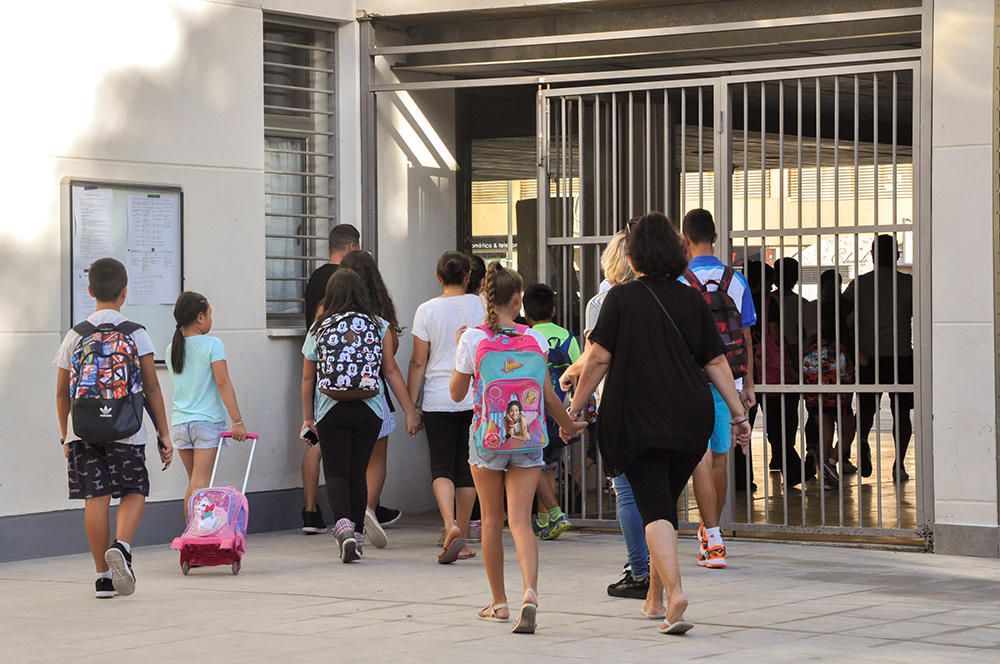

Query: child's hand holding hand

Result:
[158,437,174,469]
[404,409,422,437]
[560,420,587,442]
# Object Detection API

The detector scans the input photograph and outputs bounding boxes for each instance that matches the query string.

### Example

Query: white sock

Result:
[706,527,724,548]
[98,571,113,580]
[117,540,131,554]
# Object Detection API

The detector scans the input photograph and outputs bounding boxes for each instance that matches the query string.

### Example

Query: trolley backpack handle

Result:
[209,432,260,494]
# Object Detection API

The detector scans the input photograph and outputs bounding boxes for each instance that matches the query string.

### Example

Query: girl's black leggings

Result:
[317,402,382,532]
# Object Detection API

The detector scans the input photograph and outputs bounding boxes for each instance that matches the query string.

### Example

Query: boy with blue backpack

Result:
[523,284,581,540]
[54,258,173,598]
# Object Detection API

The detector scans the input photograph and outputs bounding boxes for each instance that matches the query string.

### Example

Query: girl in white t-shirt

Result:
[450,262,586,633]
[407,252,485,564]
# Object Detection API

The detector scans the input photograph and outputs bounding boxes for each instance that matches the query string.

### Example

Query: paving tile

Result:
[919,627,1000,649]
[2,525,999,663]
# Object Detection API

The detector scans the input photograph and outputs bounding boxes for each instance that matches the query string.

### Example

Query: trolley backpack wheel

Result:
[231,560,241,576]
[181,560,191,576]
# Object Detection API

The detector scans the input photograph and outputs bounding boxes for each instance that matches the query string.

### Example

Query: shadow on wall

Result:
[374,78,460,512]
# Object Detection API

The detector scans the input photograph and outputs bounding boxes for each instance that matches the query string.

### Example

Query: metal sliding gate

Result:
[538,61,927,541]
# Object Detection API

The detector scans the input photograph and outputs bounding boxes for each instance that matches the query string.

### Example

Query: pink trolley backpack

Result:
[472,325,549,453]
[171,432,258,575]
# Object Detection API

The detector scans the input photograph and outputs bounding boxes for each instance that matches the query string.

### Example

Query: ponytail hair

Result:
[171,291,210,374]
[483,261,523,334]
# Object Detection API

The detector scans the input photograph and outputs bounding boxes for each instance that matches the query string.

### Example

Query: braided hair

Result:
[483,261,523,334]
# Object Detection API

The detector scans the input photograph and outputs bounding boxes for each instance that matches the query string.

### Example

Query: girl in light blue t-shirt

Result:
[167,291,247,518]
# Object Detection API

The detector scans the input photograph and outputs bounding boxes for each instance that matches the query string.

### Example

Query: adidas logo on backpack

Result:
[99,405,113,418]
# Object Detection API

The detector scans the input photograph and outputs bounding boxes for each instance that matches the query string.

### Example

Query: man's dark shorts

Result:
[67,441,150,500]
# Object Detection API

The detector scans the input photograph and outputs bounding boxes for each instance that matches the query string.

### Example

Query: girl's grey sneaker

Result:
[95,577,117,599]
[354,531,366,559]
[104,541,135,596]
[363,508,388,549]
[333,519,359,563]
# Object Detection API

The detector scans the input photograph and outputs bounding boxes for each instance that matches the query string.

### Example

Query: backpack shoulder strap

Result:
[719,266,736,292]
[684,268,704,291]
[72,321,98,337]
[116,321,145,335]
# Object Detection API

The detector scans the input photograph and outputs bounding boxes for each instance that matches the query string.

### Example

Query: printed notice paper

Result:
[126,194,180,305]
[71,187,113,323]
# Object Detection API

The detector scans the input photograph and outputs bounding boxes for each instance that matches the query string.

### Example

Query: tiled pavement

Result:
[1,524,998,662]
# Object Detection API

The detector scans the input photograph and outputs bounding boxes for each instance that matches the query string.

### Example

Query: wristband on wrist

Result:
[232,420,244,426]
[731,416,749,425]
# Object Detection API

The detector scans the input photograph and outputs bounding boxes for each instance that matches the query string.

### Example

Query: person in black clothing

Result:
[568,212,751,636]
[300,225,400,532]
[744,261,804,488]
[466,254,487,296]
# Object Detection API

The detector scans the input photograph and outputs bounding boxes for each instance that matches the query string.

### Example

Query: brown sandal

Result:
[437,537,466,564]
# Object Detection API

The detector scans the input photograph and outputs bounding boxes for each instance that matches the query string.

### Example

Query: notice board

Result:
[70,181,183,362]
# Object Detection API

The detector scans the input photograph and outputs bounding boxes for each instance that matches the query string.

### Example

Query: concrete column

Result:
[930,0,1000,557]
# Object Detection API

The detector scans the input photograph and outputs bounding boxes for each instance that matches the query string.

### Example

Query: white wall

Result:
[930,0,999,532]
[0,0,366,518]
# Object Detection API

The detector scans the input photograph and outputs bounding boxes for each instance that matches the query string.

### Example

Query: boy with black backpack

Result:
[523,284,581,540]
[680,210,756,569]
[54,258,173,598]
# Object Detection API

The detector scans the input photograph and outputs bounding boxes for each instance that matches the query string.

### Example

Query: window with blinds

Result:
[787,163,913,201]
[264,19,336,324]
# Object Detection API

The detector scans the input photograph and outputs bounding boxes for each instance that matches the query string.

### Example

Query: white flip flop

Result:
[658,620,694,635]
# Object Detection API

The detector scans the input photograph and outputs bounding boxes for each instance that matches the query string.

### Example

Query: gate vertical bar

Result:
[854,74,864,527]
[537,86,549,284]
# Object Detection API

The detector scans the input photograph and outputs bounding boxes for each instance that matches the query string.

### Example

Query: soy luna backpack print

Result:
[315,312,383,400]
[69,321,146,443]
[472,325,549,453]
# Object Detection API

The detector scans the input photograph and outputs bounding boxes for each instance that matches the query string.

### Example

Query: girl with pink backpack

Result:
[450,262,586,634]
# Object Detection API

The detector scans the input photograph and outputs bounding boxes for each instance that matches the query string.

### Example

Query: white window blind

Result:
[264,18,336,323]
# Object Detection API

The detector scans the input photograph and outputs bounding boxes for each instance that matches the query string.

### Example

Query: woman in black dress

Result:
[567,212,751,635]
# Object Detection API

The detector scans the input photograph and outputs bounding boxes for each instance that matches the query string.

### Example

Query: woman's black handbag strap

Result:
[637,278,698,365]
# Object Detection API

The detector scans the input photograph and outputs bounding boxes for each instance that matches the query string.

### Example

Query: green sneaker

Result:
[533,514,548,538]
[546,513,571,540]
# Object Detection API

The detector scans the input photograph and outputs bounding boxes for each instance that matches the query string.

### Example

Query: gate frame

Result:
[536,59,930,538]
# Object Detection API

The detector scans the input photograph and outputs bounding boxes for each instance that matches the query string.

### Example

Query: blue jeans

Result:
[612,474,648,579]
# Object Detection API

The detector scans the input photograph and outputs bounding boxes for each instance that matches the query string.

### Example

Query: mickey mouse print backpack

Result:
[315,312,383,401]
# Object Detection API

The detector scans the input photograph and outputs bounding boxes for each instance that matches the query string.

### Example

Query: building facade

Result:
[0,0,997,559]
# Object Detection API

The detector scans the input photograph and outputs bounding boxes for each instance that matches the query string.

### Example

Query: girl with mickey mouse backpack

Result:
[300,268,421,564]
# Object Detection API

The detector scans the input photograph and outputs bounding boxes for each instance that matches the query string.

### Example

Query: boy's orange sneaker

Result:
[697,522,708,557]
[699,545,727,569]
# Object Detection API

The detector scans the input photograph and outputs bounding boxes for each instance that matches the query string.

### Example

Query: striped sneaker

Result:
[333,519,359,563]
[699,545,727,569]
[697,523,708,559]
